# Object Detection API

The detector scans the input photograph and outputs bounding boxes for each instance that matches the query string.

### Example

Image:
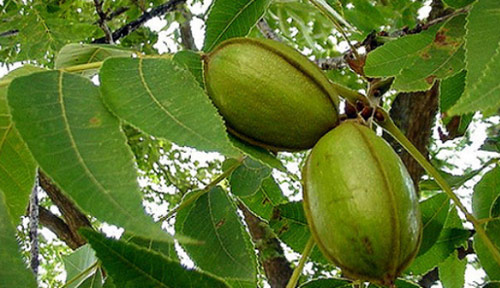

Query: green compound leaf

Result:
[99,57,240,158]
[203,0,271,52]
[239,176,287,221]
[406,207,469,275]
[364,25,440,77]
[172,50,204,89]
[55,44,133,75]
[81,229,230,288]
[474,219,500,280]
[418,193,450,256]
[8,71,173,242]
[438,251,466,288]
[0,66,42,223]
[472,166,500,220]
[270,201,328,264]
[392,15,466,92]
[230,157,272,197]
[0,191,37,288]
[62,244,98,288]
[175,187,258,288]
[449,0,500,115]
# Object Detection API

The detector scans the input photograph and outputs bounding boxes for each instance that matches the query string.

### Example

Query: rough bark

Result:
[239,203,293,288]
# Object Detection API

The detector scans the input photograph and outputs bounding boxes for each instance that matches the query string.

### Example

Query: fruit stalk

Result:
[377,109,500,267]
[286,236,315,288]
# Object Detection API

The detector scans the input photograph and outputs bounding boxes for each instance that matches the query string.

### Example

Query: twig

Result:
[92,0,186,44]
[93,0,114,44]
[257,19,282,42]
[314,56,346,70]
[105,6,129,21]
[179,7,196,50]
[29,183,39,277]
[0,29,18,37]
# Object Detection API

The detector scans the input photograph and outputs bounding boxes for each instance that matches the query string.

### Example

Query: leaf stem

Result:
[376,109,500,267]
[286,236,315,288]
[159,156,245,222]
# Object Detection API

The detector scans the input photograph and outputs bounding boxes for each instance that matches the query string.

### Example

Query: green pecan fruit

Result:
[203,37,339,151]
[302,121,422,286]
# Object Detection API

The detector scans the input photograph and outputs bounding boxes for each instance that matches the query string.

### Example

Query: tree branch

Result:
[39,207,86,250]
[39,171,92,249]
[239,203,293,288]
[179,7,196,50]
[257,19,282,42]
[93,0,114,44]
[92,0,186,44]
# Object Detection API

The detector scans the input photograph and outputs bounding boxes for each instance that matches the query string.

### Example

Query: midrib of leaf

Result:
[87,48,102,64]
[137,59,221,148]
[207,191,254,277]
[56,71,133,218]
[206,0,258,51]
[88,235,171,288]
[422,197,449,230]
[0,123,12,155]
[33,8,55,45]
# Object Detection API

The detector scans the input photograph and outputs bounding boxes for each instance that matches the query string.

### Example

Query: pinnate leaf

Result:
[0,191,37,288]
[418,193,450,256]
[449,0,500,115]
[62,244,99,288]
[99,57,240,158]
[438,251,466,288]
[364,25,439,77]
[203,0,271,52]
[270,201,328,263]
[474,219,500,280]
[472,166,500,220]
[81,229,230,288]
[55,44,133,72]
[0,66,42,223]
[392,15,466,92]
[238,176,287,221]
[8,71,172,242]
[175,187,258,287]
[230,157,271,197]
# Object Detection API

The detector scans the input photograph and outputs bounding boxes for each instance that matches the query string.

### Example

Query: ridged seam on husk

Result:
[302,154,392,286]
[302,122,422,285]
[202,37,340,151]
[353,123,401,278]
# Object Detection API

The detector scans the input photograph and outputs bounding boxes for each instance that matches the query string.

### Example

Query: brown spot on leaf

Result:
[215,219,225,229]
[425,75,436,84]
[89,116,102,127]
[420,51,431,60]
[277,224,289,235]
[434,31,447,45]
